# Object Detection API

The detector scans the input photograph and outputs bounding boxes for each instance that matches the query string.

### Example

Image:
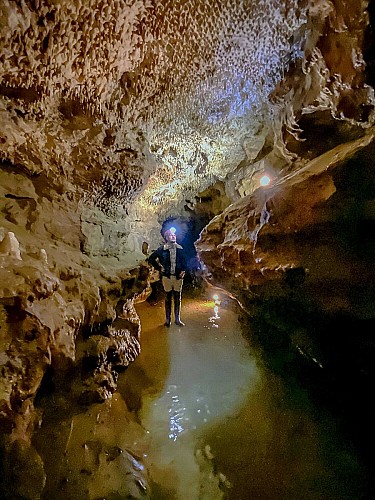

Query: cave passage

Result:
[118,290,368,499]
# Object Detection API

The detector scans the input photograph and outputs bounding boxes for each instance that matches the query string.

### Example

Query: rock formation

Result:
[0,167,151,496]
[1,0,375,497]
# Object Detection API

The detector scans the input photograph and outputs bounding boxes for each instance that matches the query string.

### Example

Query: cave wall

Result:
[0,166,153,497]
[1,0,375,496]
[0,167,150,413]
[196,129,375,339]
[195,133,375,474]
[196,131,375,314]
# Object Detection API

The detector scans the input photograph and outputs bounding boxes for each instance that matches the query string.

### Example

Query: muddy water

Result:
[118,292,367,500]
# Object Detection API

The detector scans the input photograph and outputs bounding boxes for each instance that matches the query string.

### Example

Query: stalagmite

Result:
[0,0,374,497]
[0,231,22,260]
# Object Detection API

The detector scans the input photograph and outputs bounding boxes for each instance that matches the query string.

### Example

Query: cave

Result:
[1,0,375,498]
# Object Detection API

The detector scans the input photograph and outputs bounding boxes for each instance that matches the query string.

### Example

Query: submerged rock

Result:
[1,439,46,500]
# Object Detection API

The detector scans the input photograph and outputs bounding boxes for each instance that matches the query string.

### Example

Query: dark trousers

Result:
[165,290,183,325]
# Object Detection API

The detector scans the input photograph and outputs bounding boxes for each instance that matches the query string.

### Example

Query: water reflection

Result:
[119,293,367,500]
[119,294,258,498]
[210,294,221,322]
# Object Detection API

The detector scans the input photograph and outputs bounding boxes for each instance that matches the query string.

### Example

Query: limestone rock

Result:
[0,166,151,455]
[0,231,22,260]
[196,135,375,404]
[1,439,46,500]
[0,0,373,233]
[0,0,374,496]
[196,134,375,319]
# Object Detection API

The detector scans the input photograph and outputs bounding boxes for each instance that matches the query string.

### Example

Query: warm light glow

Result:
[260,175,271,187]
[214,305,220,319]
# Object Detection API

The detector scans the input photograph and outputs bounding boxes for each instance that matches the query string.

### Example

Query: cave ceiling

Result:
[0,0,374,227]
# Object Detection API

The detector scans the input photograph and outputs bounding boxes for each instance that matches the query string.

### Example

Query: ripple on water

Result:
[120,295,367,500]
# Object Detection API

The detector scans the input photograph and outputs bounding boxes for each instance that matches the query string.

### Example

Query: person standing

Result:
[148,227,187,327]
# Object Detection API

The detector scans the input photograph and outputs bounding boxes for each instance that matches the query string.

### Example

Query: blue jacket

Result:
[148,243,187,279]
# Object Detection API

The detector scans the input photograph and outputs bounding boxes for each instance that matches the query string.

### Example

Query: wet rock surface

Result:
[31,393,150,500]
[0,169,151,498]
[1,0,375,497]
[196,138,375,495]
[1,439,46,500]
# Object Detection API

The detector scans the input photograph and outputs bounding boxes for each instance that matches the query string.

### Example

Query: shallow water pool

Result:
[119,293,367,499]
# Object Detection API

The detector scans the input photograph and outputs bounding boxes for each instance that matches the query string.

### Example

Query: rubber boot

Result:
[173,290,185,326]
[165,291,172,327]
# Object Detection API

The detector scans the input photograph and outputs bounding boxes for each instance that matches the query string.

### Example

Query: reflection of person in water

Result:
[147,227,187,327]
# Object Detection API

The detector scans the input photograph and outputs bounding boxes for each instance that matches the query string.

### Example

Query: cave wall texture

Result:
[1,0,375,497]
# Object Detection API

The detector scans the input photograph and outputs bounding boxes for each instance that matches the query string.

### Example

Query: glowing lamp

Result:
[260,175,271,187]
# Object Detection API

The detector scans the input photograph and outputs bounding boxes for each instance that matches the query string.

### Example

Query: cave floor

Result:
[118,291,368,500]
